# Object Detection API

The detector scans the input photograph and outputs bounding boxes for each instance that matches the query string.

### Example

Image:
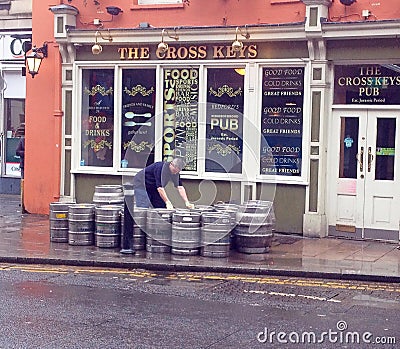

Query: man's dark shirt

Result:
[133,161,182,193]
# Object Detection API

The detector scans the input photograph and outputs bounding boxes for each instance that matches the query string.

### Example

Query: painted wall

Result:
[25,1,61,214]
[62,0,400,30]
[72,0,305,29]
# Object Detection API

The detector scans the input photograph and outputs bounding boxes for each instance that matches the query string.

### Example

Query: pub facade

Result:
[25,0,400,242]
[0,1,31,193]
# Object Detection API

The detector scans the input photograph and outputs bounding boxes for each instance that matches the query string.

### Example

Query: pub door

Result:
[328,109,400,242]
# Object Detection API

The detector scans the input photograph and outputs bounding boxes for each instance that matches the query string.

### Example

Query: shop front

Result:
[25,1,400,242]
[63,37,310,235]
[0,33,30,194]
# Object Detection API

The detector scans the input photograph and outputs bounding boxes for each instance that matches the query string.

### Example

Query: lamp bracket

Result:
[162,28,179,41]
[96,30,113,42]
[236,26,250,40]
[33,42,48,58]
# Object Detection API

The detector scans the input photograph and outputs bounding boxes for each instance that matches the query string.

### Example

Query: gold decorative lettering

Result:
[209,85,242,97]
[84,85,113,96]
[124,85,154,97]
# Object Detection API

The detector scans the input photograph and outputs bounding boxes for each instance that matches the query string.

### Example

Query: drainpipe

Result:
[51,1,64,202]
[53,48,63,202]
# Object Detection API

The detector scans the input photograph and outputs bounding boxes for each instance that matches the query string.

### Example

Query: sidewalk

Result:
[1,194,400,282]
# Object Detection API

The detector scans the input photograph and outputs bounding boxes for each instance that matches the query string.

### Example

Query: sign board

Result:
[260,67,304,176]
[334,64,400,105]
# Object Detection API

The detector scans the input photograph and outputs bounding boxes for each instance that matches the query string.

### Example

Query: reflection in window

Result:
[206,68,244,173]
[375,118,395,181]
[81,70,114,167]
[4,99,25,177]
[162,68,199,171]
[121,69,156,169]
[339,117,358,179]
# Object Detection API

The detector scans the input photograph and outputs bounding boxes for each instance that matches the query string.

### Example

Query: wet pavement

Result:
[1,194,400,282]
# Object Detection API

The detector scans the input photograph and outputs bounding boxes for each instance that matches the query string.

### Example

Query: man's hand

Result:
[185,201,195,209]
[166,201,174,210]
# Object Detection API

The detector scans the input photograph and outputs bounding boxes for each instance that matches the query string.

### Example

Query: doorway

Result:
[328,109,400,242]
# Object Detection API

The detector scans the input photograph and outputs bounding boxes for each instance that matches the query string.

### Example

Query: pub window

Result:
[162,67,199,171]
[121,68,156,169]
[260,66,304,177]
[80,69,114,167]
[206,68,244,173]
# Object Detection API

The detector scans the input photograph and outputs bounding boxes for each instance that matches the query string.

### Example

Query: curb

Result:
[0,255,399,283]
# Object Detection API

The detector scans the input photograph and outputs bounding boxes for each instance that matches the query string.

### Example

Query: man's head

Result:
[169,157,185,174]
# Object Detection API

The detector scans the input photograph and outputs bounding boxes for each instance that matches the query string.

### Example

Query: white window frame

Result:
[72,60,310,186]
[255,60,311,185]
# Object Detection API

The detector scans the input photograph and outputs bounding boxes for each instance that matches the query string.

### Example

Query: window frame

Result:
[255,62,310,185]
[137,0,183,5]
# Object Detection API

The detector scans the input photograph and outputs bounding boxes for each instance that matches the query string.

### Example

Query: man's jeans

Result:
[134,188,151,208]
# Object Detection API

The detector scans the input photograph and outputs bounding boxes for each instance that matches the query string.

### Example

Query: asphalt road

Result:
[0,264,398,348]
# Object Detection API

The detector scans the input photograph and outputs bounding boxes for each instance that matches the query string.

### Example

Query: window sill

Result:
[131,3,184,10]
[271,0,301,4]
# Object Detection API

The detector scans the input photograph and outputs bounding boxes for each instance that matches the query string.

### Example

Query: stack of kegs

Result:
[49,201,75,243]
[132,207,147,250]
[68,204,96,246]
[146,208,174,253]
[171,210,202,255]
[234,200,275,253]
[94,205,122,248]
[92,184,124,248]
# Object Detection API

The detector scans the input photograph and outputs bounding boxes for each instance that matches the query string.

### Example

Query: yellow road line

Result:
[1,264,399,293]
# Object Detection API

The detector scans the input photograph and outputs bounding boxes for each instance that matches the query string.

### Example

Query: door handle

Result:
[356,146,364,173]
[368,147,374,172]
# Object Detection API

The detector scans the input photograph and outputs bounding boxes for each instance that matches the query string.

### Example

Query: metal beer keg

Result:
[68,204,96,246]
[94,205,122,248]
[132,207,147,250]
[49,201,75,243]
[171,210,201,256]
[234,200,275,254]
[146,208,174,253]
[200,212,232,258]
[92,184,124,206]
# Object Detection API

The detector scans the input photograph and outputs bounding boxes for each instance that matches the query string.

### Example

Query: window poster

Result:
[162,68,199,171]
[206,68,244,173]
[81,69,114,167]
[121,69,156,168]
[260,67,304,176]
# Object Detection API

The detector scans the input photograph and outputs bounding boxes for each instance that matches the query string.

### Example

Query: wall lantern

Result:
[339,0,356,5]
[25,43,48,78]
[157,28,179,54]
[232,26,250,52]
[106,6,123,16]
